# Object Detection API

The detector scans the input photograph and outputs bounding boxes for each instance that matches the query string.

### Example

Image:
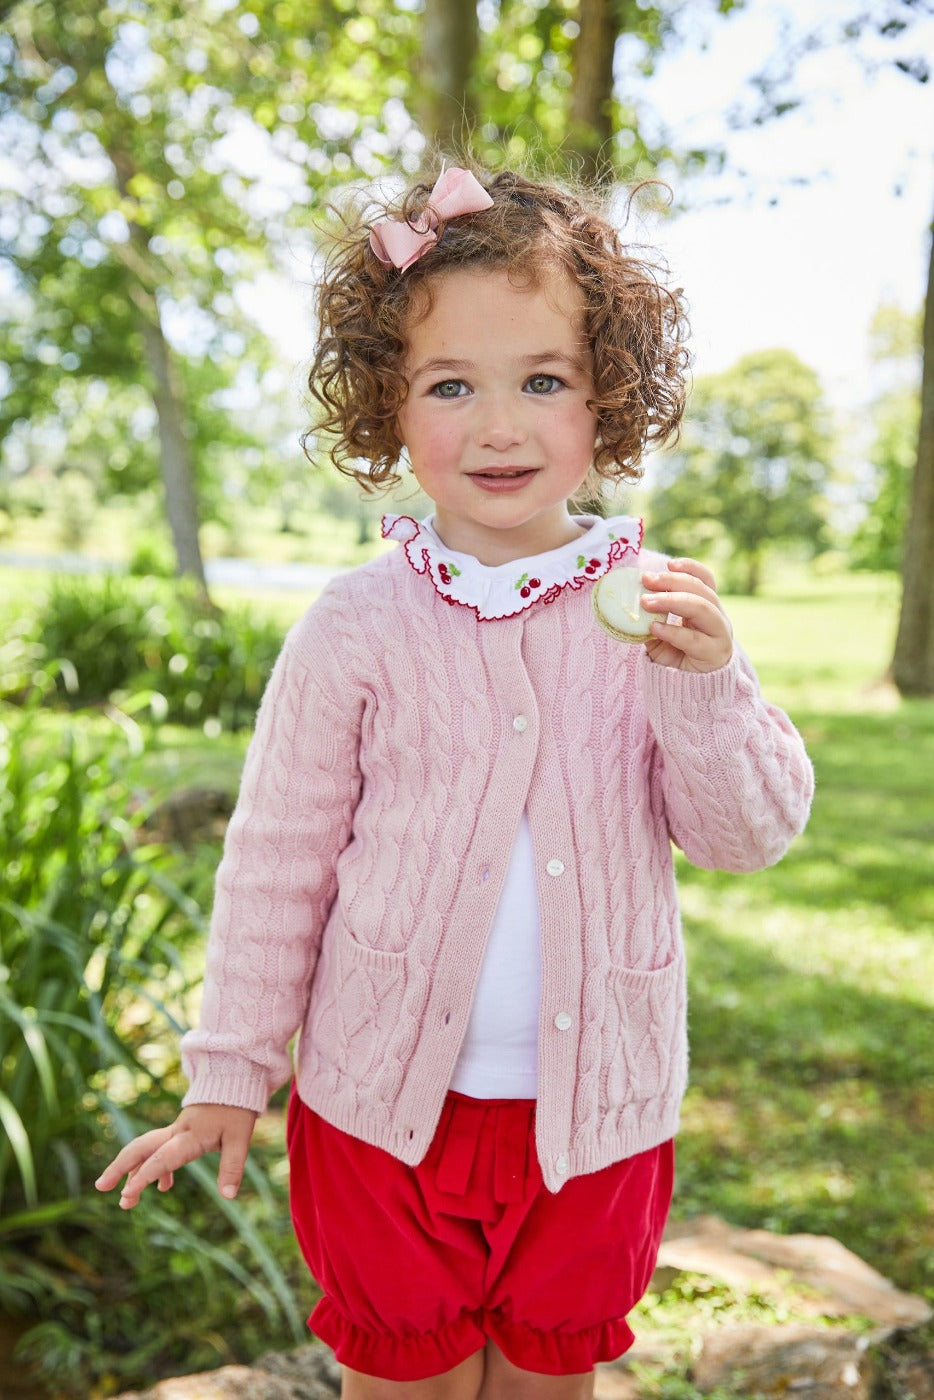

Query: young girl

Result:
[97,166,814,1400]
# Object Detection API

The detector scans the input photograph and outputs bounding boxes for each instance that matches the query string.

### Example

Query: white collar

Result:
[381,512,643,621]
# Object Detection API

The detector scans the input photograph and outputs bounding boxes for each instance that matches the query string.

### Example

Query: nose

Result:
[473,394,527,452]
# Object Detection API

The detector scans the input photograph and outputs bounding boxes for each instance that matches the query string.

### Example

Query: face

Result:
[395,266,598,565]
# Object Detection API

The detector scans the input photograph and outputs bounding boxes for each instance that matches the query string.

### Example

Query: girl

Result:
[96,166,814,1400]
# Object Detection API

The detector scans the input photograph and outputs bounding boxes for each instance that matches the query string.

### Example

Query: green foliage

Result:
[649,349,834,593]
[0,0,416,539]
[2,574,285,730]
[0,562,932,1392]
[468,0,731,179]
[0,702,305,1395]
[668,572,934,1298]
[850,303,922,573]
[0,697,200,1215]
[849,390,918,571]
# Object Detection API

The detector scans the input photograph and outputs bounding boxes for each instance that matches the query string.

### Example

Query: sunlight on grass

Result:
[3,549,933,1305]
[725,570,901,712]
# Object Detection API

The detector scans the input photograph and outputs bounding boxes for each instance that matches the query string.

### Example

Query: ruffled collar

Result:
[381,513,643,621]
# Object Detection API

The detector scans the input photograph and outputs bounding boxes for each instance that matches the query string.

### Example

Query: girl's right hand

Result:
[94,1103,259,1209]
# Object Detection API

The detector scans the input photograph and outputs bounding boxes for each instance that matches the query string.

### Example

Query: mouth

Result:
[468,467,537,481]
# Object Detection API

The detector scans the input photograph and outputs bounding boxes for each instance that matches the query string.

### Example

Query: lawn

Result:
[673,569,934,1298]
[2,553,931,1396]
[109,563,934,1298]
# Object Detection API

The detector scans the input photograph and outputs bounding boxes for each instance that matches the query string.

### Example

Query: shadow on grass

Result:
[677,909,934,1298]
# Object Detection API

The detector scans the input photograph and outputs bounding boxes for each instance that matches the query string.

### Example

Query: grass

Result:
[0,488,396,573]
[1,547,932,1392]
[670,569,934,1299]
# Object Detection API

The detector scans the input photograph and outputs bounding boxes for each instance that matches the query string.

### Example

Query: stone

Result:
[690,1323,885,1400]
[657,1216,932,1328]
[112,1221,934,1400]
[114,1344,340,1400]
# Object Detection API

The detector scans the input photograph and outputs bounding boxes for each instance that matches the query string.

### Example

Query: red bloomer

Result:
[287,1087,673,1381]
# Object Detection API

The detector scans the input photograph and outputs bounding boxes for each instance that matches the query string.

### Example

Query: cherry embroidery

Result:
[514,571,544,600]
[438,561,461,586]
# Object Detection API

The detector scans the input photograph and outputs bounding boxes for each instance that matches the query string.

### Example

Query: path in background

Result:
[0,550,344,591]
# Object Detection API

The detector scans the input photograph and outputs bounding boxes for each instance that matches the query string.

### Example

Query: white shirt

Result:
[449,812,542,1098]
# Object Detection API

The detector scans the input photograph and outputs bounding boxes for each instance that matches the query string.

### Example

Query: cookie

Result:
[592,566,654,643]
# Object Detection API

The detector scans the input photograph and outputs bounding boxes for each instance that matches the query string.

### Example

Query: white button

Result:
[513,715,528,732]
[555,1155,570,1176]
[546,859,565,877]
[554,1011,572,1031]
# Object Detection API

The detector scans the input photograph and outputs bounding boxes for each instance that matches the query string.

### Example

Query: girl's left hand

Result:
[640,559,733,674]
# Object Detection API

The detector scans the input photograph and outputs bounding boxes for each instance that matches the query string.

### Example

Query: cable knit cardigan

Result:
[181,535,813,1192]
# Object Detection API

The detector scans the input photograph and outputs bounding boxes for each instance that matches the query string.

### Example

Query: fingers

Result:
[95,1105,257,1209]
[94,1126,178,1193]
[665,556,720,596]
[114,1126,212,1209]
[216,1117,254,1200]
[641,558,733,673]
[642,558,723,610]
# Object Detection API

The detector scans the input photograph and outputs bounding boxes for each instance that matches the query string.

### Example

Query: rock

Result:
[139,788,233,848]
[690,1323,885,1400]
[657,1215,932,1328]
[877,1325,934,1400]
[115,1344,340,1400]
[113,1220,933,1400]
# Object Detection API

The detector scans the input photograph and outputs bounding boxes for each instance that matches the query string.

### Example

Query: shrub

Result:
[126,534,177,578]
[0,575,285,732]
[0,702,305,1395]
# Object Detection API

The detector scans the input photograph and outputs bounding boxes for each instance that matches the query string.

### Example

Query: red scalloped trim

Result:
[382,514,644,623]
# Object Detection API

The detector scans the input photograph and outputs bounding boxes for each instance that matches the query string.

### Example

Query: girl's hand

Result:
[640,559,733,674]
[94,1103,258,1210]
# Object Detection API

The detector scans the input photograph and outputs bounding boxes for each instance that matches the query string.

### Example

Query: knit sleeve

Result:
[180,599,363,1113]
[641,647,814,872]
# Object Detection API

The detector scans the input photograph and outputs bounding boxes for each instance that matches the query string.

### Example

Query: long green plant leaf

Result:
[0,1089,37,1207]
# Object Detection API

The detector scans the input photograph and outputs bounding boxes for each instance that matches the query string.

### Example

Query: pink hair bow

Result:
[369,167,494,271]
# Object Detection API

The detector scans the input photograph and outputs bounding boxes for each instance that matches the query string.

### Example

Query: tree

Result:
[725,1,933,683]
[849,303,922,573]
[648,349,834,594]
[413,1,739,181]
[0,0,420,589]
[893,210,934,693]
[417,0,480,154]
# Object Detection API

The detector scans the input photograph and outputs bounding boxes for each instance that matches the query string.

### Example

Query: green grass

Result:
[670,570,934,1298]
[125,563,934,1299]
[0,490,394,572]
[2,552,932,1394]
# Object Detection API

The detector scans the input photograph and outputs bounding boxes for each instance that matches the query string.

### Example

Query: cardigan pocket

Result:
[606,956,686,1106]
[306,917,416,1099]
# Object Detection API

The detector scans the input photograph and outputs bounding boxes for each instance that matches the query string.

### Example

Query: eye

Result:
[526,373,563,394]
[430,379,468,398]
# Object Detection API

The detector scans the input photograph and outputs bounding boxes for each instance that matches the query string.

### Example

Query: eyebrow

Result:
[409,349,589,380]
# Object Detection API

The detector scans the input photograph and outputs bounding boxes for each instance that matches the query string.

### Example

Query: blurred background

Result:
[0,2,932,1397]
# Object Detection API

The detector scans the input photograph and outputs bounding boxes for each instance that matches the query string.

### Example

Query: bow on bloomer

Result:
[369,167,494,271]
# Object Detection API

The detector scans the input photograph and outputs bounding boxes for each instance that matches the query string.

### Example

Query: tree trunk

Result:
[137,303,209,594]
[569,0,616,185]
[417,0,479,156]
[892,204,934,694]
[107,141,210,596]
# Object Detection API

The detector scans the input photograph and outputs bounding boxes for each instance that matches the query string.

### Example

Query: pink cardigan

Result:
[181,544,813,1192]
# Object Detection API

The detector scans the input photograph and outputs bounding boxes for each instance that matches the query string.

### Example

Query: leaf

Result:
[0,1089,38,1208]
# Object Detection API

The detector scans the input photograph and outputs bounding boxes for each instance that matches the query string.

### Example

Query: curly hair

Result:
[306,166,690,494]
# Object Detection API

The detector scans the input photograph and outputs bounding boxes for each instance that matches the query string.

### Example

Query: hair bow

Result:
[369,167,494,271]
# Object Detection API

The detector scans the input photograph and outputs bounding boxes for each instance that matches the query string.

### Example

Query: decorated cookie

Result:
[592,566,654,643]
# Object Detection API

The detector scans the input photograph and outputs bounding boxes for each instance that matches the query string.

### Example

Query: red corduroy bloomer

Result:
[287,1087,673,1381]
